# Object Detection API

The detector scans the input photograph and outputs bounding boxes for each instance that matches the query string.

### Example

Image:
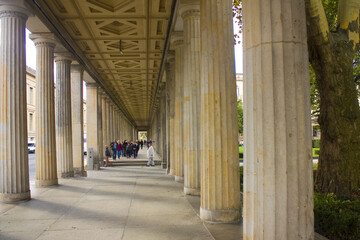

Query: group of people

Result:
[104,139,154,167]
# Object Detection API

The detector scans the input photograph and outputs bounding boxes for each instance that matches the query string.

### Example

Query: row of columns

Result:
[149,1,314,239]
[0,0,135,202]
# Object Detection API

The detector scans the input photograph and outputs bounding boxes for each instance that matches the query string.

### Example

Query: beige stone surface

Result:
[31,33,58,187]
[243,0,314,239]
[181,1,201,196]
[172,34,185,182]
[199,0,241,223]
[55,57,74,178]
[0,148,217,240]
[71,64,86,177]
[0,3,31,202]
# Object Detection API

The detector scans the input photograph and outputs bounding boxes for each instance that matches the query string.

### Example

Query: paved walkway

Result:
[0,148,216,240]
[0,147,328,240]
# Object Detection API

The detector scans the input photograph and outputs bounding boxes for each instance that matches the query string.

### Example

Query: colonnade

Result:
[0,0,315,238]
[148,1,314,238]
[0,0,135,200]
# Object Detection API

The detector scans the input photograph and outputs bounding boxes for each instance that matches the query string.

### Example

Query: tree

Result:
[237,99,243,136]
[305,0,360,196]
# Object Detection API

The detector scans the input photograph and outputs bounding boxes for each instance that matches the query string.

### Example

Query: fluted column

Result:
[105,98,111,146]
[199,0,240,222]
[86,83,101,170]
[181,1,201,195]
[172,33,185,183]
[96,89,103,163]
[30,33,58,187]
[101,92,107,150]
[55,54,74,178]
[71,64,86,177]
[166,56,176,175]
[243,0,313,239]
[0,2,31,202]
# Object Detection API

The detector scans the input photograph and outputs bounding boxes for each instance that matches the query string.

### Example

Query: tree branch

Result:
[338,0,360,48]
[305,0,330,47]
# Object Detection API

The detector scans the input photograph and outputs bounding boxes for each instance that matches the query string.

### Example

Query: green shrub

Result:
[239,146,244,160]
[312,139,321,148]
[313,148,320,156]
[239,166,243,192]
[314,193,360,240]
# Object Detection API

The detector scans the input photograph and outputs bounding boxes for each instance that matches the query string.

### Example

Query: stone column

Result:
[30,33,58,187]
[0,2,31,202]
[86,83,101,170]
[161,87,167,169]
[105,98,111,146]
[166,56,176,175]
[243,0,314,239]
[109,103,114,142]
[199,0,240,222]
[181,1,201,196]
[172,33,185,183]
[96,89,103,164]
[71,64,86,177]
[101,92,107,150]
[55,54,74,178]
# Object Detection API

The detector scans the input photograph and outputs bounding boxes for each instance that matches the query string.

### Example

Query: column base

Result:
[175,176,184,183]
[36,178,58,187]
[184,187,200,196]
[169,169,175,175]
[58,171,74,178]
[0,191,31,202]
[74,168,87,177]
[200,207,241,223]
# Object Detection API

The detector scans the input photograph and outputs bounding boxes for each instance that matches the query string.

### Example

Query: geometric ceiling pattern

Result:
[40,0,172,127]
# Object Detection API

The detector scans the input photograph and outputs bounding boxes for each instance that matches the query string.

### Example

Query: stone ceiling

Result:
[30,0,173,128]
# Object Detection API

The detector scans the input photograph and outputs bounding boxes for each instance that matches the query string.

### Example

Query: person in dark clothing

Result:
[104,145,112,167]
[111,139,118,160]
[122,141,127,157]
[133,141,139,158]
[126,142,132,158]
[140,140,144,149]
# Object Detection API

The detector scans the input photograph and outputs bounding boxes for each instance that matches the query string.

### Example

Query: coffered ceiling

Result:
[29,0,174,128]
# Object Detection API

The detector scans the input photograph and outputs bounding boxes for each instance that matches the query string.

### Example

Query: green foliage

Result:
[314,193,360,240]
[312,139,321,148]
[313,148,320,157]
[310,64,321,119]
[321,0,338,31]
[237,99,243,135]
[239,145,243,160]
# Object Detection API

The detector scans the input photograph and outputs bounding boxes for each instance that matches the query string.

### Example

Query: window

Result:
[29,113,33,131]
[29,87,33,104]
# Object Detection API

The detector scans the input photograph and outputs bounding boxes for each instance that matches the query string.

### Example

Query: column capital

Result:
[86,82,99,89]
[170,32,184,48]
[54,52,74,62]
[0,0,32,19]
[179,1,200,20]
[30,33,57,48]
[71,64,84,73]
[166,51,175,63]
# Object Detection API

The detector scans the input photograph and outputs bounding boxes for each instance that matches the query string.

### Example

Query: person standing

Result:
[122,140,127,157]
[140,139,143,149]
[104,145,112,167]
[112,139,118,160]
[146,142,155,167]
[126,141,132,158]
[117,140,123,158]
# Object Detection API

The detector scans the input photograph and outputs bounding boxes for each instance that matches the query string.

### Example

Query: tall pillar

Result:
[101,92,107,151]
[55,54,74,178]
[199,0,240,222]
[181,1,201,195]
[105,98,111,145]
[86,83,101,170]
[109,103,114,142]
[243,0,314,239]
[161,87,167,169]
[30,33,58,187]
[0,2,31,202]
[71,64,86,177]
[97,89,103,164]
[172,33,185,183]
[166,56,176,175]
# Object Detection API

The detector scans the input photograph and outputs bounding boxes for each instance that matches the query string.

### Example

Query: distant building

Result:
[236,73,243,101]
[27,67,36,142]
[26,67,86,143]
